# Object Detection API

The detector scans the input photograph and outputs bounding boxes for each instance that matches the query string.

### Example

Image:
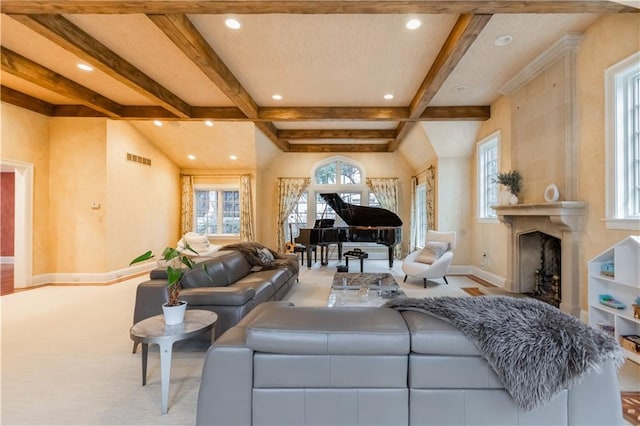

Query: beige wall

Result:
[106,121,181,271]
[258,152,414,254]
[0,103,51,275]
[469,95,512,281]
[437,157,471,265]
[577,14,640,307]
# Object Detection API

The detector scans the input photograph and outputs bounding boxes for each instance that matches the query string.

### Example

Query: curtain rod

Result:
[181,173,252,177]
[413,165,435,178]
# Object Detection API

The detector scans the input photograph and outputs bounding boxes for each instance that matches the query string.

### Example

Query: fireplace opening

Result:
[518,231,561,308]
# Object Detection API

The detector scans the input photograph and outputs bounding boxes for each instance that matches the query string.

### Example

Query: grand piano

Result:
[295,193,402,268]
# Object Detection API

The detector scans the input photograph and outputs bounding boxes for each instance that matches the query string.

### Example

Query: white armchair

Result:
[402,230,456,288]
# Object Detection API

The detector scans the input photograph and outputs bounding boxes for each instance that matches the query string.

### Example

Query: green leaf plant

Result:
[130,244,204,306]
[494,170,523,196]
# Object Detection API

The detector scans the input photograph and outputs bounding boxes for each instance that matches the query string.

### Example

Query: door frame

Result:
[0,159,33,288]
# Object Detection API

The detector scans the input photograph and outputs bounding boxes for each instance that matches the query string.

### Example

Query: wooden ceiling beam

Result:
[8,14,192,118]
[420,106,491,120]
[279,129,396,140]
[255,122,290,151]
[288,143,388,153]
[1,85,54,116]
[148,14,286,150]
[390,13,491,151]
[259,107,409,121]
[1,47,123,117]
[2,1,637,14]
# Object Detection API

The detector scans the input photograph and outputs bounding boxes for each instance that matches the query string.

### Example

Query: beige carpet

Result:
[1,260,637,425]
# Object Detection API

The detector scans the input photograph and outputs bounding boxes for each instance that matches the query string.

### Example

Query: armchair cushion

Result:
[415,241,449,264]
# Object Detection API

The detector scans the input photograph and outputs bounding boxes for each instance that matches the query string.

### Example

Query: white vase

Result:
[509,193,519,205]
[499,190,513,206]
[162,301,187,325]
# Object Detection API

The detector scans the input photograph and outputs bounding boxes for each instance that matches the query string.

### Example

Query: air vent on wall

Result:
[126,153,151,166]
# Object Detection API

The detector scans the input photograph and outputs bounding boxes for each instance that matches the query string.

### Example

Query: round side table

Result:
[130,309,218,414]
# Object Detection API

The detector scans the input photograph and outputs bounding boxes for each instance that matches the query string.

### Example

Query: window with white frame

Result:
[606,51,640,230]
[287,157,378,230]
[415,184,427,247]
[477,132,500,221]
[194,186,240,236]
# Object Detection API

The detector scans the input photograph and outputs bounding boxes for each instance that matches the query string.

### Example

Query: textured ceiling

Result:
[0,1,634,169]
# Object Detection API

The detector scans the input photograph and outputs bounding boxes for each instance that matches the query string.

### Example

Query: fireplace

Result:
[494,202,585,316]
[518,231,562,307]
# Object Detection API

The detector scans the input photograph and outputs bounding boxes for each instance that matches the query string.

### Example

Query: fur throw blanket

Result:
[221,242,289,270]
[384,296,624,411]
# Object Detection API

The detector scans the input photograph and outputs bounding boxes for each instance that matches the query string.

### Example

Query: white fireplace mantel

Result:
[493,202,587,232]
[492,201,586,316]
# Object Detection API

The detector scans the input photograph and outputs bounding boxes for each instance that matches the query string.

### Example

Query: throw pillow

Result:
[257,247,275,264]
[415,241,449,264]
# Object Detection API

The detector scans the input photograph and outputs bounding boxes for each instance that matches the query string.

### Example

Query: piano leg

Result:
[387,246,394,268]
[305,246,314,268]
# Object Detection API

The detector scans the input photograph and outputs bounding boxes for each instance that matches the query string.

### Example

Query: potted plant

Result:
[494,170,522,205]
[130,245,199,325]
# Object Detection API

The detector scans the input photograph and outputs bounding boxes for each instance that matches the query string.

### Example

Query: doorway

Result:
[0,159,33,293]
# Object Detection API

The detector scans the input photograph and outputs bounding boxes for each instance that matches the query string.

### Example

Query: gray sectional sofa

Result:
[132,248,299,338]
[196,302,623,426]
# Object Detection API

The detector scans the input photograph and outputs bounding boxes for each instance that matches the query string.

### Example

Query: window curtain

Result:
[365,177,402,258]
[409,176,418,253]
[426,166,436,232]
[180,175,194,236]
[276,177,310,252]
[239,174,255,242]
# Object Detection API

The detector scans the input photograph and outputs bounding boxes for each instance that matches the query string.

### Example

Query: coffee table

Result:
[130,310,218,414]
[328,272,405,307]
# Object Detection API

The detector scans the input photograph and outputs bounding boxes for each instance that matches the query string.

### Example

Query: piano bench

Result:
[293,244,317,265]
[343,250,369,273]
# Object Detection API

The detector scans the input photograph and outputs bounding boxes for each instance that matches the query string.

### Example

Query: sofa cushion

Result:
[246,306,410,355]
[230,279,275,304]
[180,258,230,288]
[415,241,449,264]
[401,311,481,356]
[181,286,256,306]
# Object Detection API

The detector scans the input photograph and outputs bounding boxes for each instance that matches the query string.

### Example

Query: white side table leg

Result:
[159,342,173,415]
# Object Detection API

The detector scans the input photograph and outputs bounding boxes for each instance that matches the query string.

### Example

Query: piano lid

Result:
[320,193,403,227]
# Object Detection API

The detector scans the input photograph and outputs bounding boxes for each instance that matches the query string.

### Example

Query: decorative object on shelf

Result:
[634,297,640,319]
[494,170,522,205]
[544,183,560,202]
[620,335,640,354]
[600,261,615,278]
[599,294,626,309]
[130,244,209,325]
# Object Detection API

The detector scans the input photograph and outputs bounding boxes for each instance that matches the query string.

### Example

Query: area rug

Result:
[622,392,640,425]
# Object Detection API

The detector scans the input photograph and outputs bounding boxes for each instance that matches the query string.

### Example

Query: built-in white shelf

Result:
[588,236,640,363]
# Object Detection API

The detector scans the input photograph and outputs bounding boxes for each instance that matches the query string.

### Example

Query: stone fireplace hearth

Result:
[494,202,585,316]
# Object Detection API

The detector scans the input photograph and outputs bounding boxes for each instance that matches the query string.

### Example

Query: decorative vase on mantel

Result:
[499,189,518,205]
[162,301,187,325]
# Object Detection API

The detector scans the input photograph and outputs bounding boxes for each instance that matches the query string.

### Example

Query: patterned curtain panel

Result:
[276,177,310,252]
[180,175,194,236]
[409,176,418,253]
[366,177,402,258]
[426,166,436,231]
[239,174,255,242]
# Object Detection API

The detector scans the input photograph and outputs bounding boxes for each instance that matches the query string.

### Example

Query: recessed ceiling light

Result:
[454,85,468,92]
[204,120,214,127]
[225,18,241,29]
[187,154,196,160]
[272,94,283,100]
[406,19,421,30]
[383,93,394,100]
[77,63,93,72]
[229,155,238,160]
[153,120,163,127]
[494,35,513,47]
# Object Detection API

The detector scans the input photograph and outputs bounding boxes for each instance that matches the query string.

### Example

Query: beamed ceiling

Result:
[1,1,637,166]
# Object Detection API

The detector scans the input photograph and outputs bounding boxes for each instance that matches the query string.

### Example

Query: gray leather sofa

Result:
[132,249,299,338]
[196,303,623,426]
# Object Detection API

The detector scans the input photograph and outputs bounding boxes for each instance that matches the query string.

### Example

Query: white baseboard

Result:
[1,256,15,264]
[31,261,155,286]
[467,266,507,288]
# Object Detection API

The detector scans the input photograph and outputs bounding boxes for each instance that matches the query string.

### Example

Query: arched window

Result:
[287,157,378,243]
